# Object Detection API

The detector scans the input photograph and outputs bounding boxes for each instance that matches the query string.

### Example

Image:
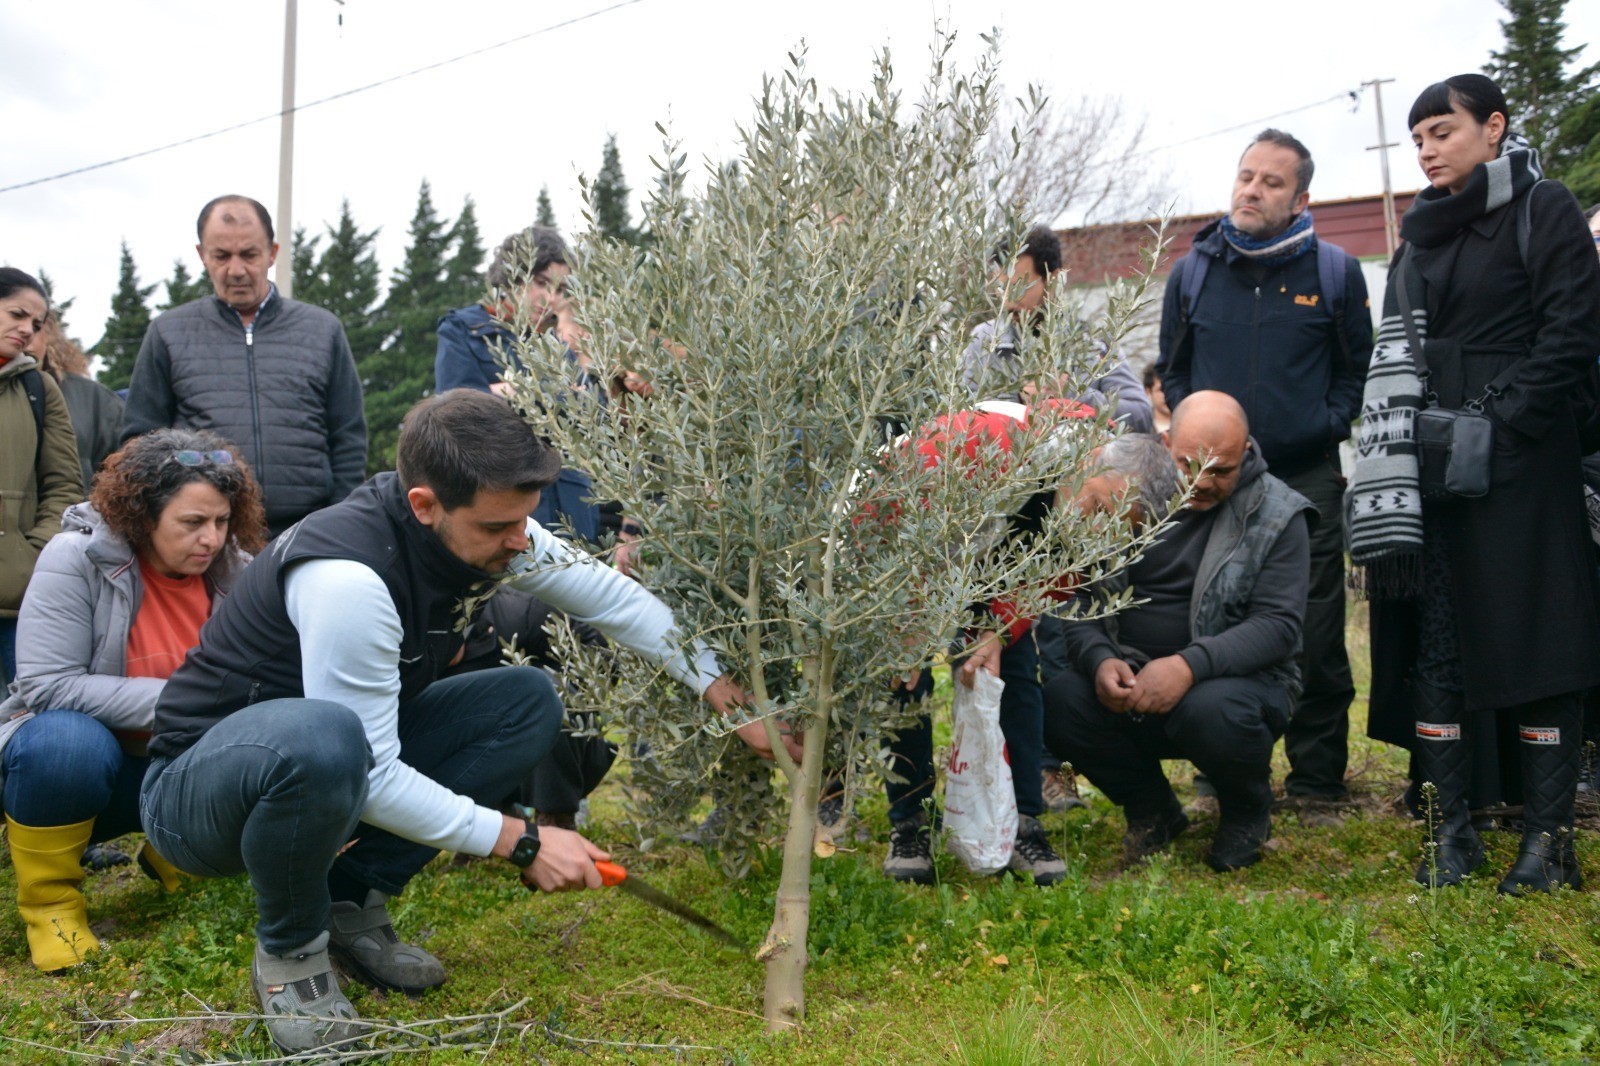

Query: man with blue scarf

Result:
[1156,129,1373,818]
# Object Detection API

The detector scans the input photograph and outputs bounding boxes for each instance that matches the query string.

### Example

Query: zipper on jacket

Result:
[244,326,266,497]
[1247,285,1261,418]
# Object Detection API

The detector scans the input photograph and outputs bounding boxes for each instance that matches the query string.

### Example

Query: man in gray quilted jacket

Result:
[122,195,367,536]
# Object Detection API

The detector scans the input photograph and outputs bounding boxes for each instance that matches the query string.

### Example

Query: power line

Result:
[0,0,647,196]
[1133,89,1362,159]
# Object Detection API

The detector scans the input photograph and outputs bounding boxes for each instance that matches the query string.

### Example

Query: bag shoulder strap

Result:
[1177,250,1211,324]
[1515,178,1549,275]
[21,368,46,457]
[1392,245,1432,401]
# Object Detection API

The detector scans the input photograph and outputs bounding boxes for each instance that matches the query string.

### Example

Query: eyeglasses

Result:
[168,449,234,468]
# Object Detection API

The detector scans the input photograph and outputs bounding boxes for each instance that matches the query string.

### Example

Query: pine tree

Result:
[1484,0,1600,177]
[592,134,638,245]
[363,180,454,472]
[290,226,321,298]
[444,196,485,305]
[158,259,212,312]
[93,242,156,391]
[536,185,558,228]
[304,199,385,369]
[35,268,76,338]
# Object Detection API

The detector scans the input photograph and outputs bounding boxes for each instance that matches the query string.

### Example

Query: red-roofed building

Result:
[1057,191,1419,284]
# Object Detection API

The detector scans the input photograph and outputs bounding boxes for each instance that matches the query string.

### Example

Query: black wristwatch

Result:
[506,821,541,868]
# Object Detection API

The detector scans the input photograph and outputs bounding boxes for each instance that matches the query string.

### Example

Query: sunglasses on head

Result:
[168,449,234,468]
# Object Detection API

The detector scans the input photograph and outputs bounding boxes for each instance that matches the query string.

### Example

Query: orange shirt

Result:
[125,558,212,680]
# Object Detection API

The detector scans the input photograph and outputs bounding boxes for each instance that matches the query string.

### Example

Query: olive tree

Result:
[503,35,1165,1031]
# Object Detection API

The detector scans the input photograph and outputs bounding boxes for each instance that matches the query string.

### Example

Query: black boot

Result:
[1499,693,1583,896]
[1205,772,1274,872]
[1411,682,1484,888]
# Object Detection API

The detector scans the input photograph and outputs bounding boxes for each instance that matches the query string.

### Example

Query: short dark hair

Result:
[1245,129,1314,197]
[1407,74,1511,146]
[991,224,1062,278]
[0,266,48,306]
[1584,203,1600,224]
[92,428,267,557]
[487,226,570,290]
[1142,362,1160,390]
[396,389,563,510]
[196,195,275,244]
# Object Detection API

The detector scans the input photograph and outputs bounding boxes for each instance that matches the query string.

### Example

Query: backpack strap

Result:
[1315,241,1353,365]
[21,368,46,459]
[1515,178,1548,275]
[1177,250,1211,327]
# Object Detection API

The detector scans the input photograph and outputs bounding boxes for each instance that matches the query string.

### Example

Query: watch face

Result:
[509,829,540,867]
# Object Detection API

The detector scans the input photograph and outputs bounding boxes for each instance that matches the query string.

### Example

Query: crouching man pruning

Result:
[140,389,794,1053]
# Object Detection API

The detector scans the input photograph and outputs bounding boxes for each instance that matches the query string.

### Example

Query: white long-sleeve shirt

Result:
[284,518,719,857]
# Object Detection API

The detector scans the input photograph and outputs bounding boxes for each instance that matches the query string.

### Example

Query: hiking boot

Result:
[1041,766,1087,813]
[1184,772,1218,818]
[328,890,446,994]
[1007,815,1066,887]
[1123,806,1190,863]
[883,816,934,885]
[816,777,860,845]
[253,933,364,1054]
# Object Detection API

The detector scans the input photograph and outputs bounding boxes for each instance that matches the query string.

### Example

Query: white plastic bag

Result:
[942,670,1017,874]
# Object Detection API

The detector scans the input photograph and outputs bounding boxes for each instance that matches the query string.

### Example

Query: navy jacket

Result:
[433,304,601,543]
[1156,222,1373,474]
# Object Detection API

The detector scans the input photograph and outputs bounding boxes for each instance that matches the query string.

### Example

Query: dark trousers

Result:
[1042,665,1291,819]
[884,632,1047,824]
[2,710,147,837]
[1279,459,1356,798]
[141,667,563,953]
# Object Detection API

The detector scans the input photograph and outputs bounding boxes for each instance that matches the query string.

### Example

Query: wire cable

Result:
[0,0,647,195]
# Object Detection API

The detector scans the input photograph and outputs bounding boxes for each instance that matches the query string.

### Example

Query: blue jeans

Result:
[884,631,1047,824]
[141,667,563,953]
[2,710,148,836]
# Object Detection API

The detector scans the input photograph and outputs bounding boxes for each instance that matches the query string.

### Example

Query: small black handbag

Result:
[1396,249,1494,500]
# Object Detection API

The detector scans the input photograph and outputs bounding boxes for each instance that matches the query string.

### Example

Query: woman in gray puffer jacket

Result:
[0,428,263,971]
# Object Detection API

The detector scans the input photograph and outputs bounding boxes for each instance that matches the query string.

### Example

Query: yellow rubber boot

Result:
[134,838,192,893]
[6,815,102,972]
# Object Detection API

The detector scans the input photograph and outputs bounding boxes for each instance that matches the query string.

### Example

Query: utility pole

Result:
[276,0,299,297]
[1363,77,1399,259]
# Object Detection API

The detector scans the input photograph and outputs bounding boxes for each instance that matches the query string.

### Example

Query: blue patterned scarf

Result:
[1219,208,1317,266]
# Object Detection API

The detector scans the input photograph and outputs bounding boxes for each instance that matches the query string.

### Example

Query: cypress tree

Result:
[93,242,156,392]
[536,185,558,228]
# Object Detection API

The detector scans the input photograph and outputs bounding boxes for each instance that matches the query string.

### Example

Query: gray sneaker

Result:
[328,890,446,994]
[883,817,934,884]
[253,933,364,1054]
[1008,815,1067,887]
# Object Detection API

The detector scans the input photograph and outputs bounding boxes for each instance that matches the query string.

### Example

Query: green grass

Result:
[3,609,1599,1063]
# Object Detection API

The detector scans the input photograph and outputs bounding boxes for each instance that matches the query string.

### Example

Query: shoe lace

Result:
[889,823,930,860]
[1012,824,1056,863]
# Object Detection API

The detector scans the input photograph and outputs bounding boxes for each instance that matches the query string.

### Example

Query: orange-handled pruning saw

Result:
[594,861,742,948]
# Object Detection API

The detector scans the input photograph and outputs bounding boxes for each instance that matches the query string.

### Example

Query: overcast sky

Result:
[5,0,1595,349]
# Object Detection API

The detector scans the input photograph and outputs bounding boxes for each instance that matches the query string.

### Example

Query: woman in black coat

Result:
[1351,74,1600,894]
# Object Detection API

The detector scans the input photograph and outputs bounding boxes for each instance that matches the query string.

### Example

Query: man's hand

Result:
[524,826,611,892]
[1093,658,1138,713]
[957,631,1003,688]
[1126,654,1194,715]
[613,531,640,577]
[707,675,804,764]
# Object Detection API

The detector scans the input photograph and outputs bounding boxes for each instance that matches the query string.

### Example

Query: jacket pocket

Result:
[0,490,41,610]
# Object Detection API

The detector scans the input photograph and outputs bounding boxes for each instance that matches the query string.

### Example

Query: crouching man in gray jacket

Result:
[140,389,796,1054]
[1039,391,1312,873]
